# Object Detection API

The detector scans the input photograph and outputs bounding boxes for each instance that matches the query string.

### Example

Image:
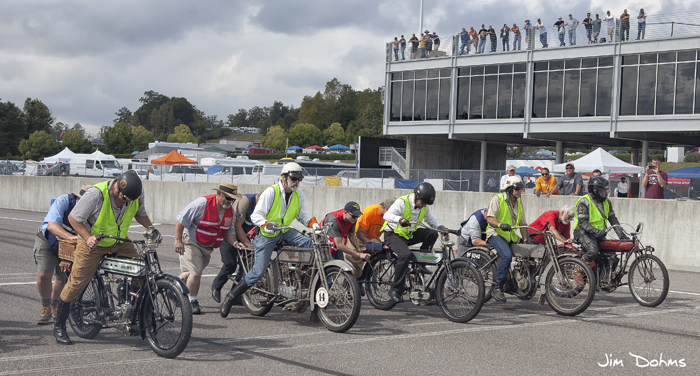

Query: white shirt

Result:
[605,15,615,28]
[251,181,312,227]
[461,210,486,245]
[536,22,546,33]
[617,182,629,194]
[637,12,646,23]
[566,18,579,29]
[383,193,440,232]
[500,174,522,190]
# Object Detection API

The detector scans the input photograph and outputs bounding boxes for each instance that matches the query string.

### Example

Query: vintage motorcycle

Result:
[234,224,362,333]
[63,232,193,358]
[562,223,669,307]
[462,223,596,316]
[363,222,485,323]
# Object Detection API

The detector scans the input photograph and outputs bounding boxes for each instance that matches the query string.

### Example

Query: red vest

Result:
[321,209,354,256]
[195,195,234,248]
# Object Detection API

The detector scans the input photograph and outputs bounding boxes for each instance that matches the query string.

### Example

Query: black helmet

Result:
[116,170,142,201]
[588,176,609,202]
[414,182,436,205]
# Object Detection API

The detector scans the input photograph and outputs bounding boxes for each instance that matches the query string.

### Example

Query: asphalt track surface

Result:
[0,208,698,375]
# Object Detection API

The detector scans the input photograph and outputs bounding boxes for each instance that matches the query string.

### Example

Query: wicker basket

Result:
[58,238,78,261]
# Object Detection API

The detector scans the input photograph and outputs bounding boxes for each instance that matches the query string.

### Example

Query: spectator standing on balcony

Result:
[535,168,559,197]
[409,34,419,59]
[500,165,522,191]
[604,11,615,43]
[642,156,667,199]
[391,37,400,61]
[399,35,406,60]
[500,24,510,51]
[583,13,593,44]
[617,177,629,198]
[567,14,579,45]
[459,27,469,55]
[555,163,583,196]
[620,9,631,41]
[554,17,566,46]
[469,26,479,53]
[488,25,497,52]
[536,18,548,48]
[511,23,521,50]
[524,19,532,47]
[478,25,488,53]
[637,9,647,40]
[432,32,440,55]
[592,14,602,43]
[420,33,426,58]
[423,30,433,58]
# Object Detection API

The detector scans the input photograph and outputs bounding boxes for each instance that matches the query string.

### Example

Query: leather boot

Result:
[53,300,73,345]
[492,281,506,303]
[220,281,249,318]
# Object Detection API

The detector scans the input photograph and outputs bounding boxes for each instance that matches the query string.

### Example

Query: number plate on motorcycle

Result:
[315,287,329,308]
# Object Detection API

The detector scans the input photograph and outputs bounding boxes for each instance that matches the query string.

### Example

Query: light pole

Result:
[419,0,423,36]
[285,137,289,158]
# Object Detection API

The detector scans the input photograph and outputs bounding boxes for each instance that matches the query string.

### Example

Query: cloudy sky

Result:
[1,0,697,136]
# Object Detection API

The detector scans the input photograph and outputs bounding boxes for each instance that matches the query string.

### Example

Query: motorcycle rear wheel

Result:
[316,266,361,333]
[68,275,103,339]
[142,279,193,359]
[461,248,496,304]
[629,254,669,307]
[545,258,595,316]
[364,251,397,311]
[242,266,276,317]
[436,259,485,323]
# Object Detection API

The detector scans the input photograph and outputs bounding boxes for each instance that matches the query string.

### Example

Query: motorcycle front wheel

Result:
[461,248,496,304]
[364,251,397,311]
[629,254,669,307]
[315,266,361,333]
[545,258,595,316]
[141,279,193,359]
[436,260,484,323]
[68,275,103,339]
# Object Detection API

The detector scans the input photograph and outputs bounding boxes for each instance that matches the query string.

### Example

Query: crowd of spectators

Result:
[392,8,648,59]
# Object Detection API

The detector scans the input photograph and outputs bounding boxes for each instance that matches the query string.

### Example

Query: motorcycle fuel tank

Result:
[410,251,443,264]
[100,256,145,277]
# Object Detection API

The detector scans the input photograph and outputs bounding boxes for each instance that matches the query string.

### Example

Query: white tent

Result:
[553,147,644,175]
[91,150,116,159]
[43,147,75,163]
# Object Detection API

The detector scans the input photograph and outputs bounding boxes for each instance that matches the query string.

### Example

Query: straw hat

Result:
[213,182,243,200]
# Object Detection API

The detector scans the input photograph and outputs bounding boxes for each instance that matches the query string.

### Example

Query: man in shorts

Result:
[33,185,90,325]
[175,182,245,314]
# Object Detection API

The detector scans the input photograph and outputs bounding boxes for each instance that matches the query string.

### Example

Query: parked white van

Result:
[70,152,122,177]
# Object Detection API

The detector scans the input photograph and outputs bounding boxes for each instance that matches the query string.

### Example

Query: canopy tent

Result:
[328,144,350,151]
[90,150,116,159]
[668,167,700,179]
[553,148,644,175]
[207,164,224,175]
[306,145,324,150]
[515,166,541,177]
[286,145,303,151]
[132,151,140,154]
[43,147,74,163]
[151,150,197,165]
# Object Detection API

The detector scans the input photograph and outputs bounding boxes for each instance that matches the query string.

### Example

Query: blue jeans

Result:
[586,28,592,40]
[393,48,399,60]
[502,37,509,51]
[421,47,426,58]
[459,39,468,55]
[490,39,497,52]
[478,38,486,53]
[513,35,521,50]
[243,229,312,287]
[568,29,576,45]
[558,32,565,46]
[487,235,513,283]
[540,33,548,47]
[637,23,645,39]
[400,45,405,59]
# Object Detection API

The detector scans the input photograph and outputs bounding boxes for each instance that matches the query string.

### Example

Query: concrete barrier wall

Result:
[2,176,698,272]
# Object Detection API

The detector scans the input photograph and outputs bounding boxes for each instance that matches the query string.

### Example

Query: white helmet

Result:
[503,175,525,191]
[281,162,304,180]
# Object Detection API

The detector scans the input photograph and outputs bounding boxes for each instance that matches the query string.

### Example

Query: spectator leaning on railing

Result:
[536,18,548,48]
[604,10,615,43]
[637,8,647,40]
[555,17,566,46]
[567,14,579,45]
[420,33,426,58]
[399,35,406,60]
[459,27,469,55]
[524,19,532,46]
[500,24,510,51]
[423,30,433,58]
[511,23,521,50]
[620,9,631,41]
[432,32,440,55]
[592,14,602,43]
[409,33,419,59]
[469,26,479,53]
[391,37,400,61]
[488,25,497,52]
[478,24,488,53]
[583,12,593,44]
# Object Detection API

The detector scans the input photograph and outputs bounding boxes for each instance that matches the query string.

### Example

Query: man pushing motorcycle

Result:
[220,162,318,317]
[485,175,534,303]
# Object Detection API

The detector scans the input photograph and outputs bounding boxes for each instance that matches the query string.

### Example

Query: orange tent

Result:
[151,150,197,165]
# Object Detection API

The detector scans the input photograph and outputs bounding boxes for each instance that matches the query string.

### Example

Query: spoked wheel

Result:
[315,266,361,333]
[141,279,193,358]
[68,275,103,339]
[629,254,669,307]
[242,266,276,317]
[436,260,484,323]
[545,258,595,316]
[461,248,496,304]
[364,251,397,311]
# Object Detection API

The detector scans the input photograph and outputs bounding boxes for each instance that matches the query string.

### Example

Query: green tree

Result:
[288,123,322,147]
[227,109,248,128]
[149,104,175,138]
[61,130,93,153]
[103,122,133,154]
[323,123,345,146]
[298,92,330,130]
[330,84,357,128]
[71,123,85,136]
[262,125,287,151]
[18,131,58,160]
[23,98,53,138]
[167,124,198,143]
[134,91,169,131]
[114,107,133,125]
[0,100,25,157]
[346,88,383,143]
[131,125,155,151]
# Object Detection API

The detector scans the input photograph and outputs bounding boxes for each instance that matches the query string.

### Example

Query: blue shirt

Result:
[459,30,468,42]
[42,194,72,234]
[525,22,532,35]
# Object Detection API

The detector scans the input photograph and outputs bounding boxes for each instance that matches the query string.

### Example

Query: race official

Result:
[382,182,445,304]
[175,182,245,314]
[528,205,574,245]
[458,208,489,254]
[33,185,90,325]
[55,171,157,345]
[220,163,316,317]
